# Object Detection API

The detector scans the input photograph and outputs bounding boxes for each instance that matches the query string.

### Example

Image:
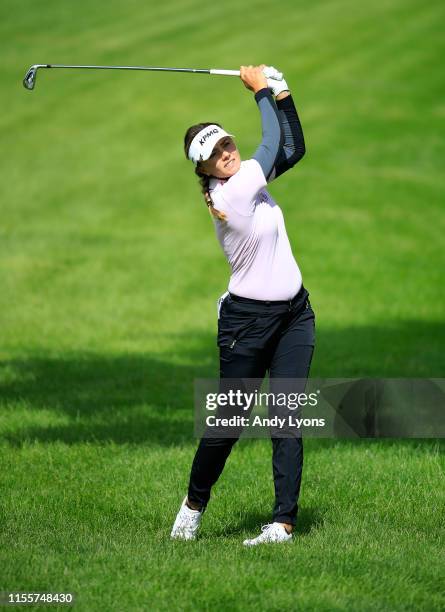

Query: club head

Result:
[23,65,38,90]
[23,65,48,90]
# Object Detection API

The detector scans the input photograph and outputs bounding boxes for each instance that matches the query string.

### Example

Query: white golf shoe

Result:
[243,522,292,546]
[170,497,203,541]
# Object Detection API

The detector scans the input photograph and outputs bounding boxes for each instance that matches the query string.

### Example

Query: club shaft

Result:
[40,64,240,75]
[23,64,244,90]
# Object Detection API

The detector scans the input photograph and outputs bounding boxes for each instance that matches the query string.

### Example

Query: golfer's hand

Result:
[240,65,268,94]
[262,66,283,80]
[264,65,290,99]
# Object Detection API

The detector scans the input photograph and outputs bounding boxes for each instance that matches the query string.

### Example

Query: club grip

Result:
[209,69,241,77]
[210,68,283,80]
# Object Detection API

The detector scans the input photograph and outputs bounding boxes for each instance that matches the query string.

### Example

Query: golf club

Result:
[23,64,283,91]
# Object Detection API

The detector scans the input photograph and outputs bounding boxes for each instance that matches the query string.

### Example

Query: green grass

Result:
[1,0,445,609]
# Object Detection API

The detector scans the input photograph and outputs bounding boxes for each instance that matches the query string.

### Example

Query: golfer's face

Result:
[200,137,241,179]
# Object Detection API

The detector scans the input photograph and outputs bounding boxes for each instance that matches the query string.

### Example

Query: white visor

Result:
[187,124,235,165]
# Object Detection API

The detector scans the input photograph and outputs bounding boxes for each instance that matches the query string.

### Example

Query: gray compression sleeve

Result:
[252,88,283,180]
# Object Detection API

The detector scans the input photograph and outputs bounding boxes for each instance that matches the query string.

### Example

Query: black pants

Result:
[188,285,315,525]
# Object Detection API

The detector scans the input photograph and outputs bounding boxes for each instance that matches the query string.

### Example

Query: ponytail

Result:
[184,122,228,223]
[195,167,227,222]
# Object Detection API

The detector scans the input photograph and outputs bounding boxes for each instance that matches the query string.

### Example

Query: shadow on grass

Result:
[0,332,217,446]
[0,320,444,447]
[295,506,326,536]
[207,506,325,538]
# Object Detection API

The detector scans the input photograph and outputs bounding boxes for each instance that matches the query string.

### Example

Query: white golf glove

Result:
[262,65,283,80]
[262,65,289,97]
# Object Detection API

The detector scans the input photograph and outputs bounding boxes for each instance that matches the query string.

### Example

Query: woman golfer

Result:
[171,65,315,545]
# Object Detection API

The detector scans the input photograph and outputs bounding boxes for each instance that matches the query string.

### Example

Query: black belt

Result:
[229,284,305,307]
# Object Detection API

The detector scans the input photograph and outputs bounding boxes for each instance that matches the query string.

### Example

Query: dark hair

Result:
[184,122,227,222]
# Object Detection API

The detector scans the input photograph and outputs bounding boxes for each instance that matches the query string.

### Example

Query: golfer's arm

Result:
[252,88,283,181]
[272,94,306,179]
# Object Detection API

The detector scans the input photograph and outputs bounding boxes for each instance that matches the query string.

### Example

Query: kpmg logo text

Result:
[199,128,219,146]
